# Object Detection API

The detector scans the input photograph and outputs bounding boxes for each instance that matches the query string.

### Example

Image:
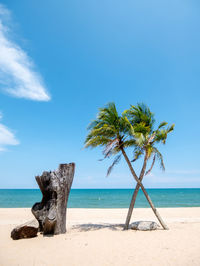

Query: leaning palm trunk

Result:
[121,148,168,230]
[124,152,148,230]
[124,182,140,230]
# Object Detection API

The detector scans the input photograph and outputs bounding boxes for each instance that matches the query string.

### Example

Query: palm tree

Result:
[85,102,174,230]
[123,103,174,229]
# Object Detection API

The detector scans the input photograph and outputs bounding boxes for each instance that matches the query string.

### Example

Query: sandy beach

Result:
[0,207,200,266]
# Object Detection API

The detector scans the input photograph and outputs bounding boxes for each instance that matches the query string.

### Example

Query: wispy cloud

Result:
[0,4,50,101]
[0,113,19,151]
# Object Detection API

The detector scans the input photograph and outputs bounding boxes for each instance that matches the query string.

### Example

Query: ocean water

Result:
[0,188,200,208]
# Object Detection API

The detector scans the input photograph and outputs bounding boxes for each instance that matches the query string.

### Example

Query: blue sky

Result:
[0,0,200,188]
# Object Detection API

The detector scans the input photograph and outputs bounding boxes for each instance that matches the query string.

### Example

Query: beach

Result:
[0,207,200,266]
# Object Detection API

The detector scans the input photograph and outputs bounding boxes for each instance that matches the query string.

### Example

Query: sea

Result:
[0,188,200,208]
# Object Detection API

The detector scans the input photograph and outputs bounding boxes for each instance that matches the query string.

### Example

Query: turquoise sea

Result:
[0,188,200,208]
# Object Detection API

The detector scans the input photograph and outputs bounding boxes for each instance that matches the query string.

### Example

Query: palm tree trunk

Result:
[121,147,168,230]
[124,182,140,230]
[124,152,148,230]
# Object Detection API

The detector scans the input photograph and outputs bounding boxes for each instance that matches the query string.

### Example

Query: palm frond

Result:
[148,132,156,144]
[154,123,174,144]
[103,138,119,158]
[125,103,155,130]
[154,130,167,144]
[145,154,156,175]
[88,125,116,138]
[153,147,165,171]
[123,139,137,148]
[84,136,111,148]
[167,124,175,133]
[146,145,154,158]
[107,155,121,176]
[132,147,143,162]
[134,132,146,147]
[158,121,168,129]
[85,102,129,161]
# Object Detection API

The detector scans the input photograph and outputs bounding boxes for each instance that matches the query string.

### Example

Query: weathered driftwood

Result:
[130,221,159,231]
[11,219,39,240]
[32,163,75,235]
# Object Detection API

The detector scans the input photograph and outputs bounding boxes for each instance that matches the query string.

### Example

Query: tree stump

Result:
[32,163,75,235]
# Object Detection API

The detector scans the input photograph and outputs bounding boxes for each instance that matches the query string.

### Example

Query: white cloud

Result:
[0,4,50,101]
[0,113,19,151]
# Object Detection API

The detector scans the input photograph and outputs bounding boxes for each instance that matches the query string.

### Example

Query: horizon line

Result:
[0,187,200,190]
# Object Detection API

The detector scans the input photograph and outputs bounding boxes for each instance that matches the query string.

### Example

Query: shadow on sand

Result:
[72,223,124,232]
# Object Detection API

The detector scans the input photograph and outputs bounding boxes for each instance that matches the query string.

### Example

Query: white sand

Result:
[0,208,200,266]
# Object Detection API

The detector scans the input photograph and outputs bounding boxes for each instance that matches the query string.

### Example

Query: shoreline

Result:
[1,207,200,225]
[1,208,200,265]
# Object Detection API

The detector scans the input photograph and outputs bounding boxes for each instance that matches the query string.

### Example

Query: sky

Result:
[0,0,200,188]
